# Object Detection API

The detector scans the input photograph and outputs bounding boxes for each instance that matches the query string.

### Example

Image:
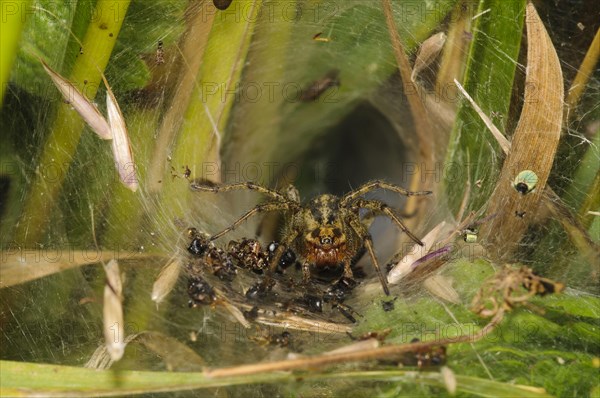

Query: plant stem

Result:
[14,0,132,245]
[0,0,32,107]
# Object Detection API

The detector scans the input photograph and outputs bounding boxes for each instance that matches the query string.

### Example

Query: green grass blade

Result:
[0,0,33,107]
[153,0,264,241]
[0,360,554,397]
[444,0,526,214]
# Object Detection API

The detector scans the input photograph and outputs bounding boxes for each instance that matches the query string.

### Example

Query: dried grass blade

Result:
[381,0,435,213]
[135,332,206,372]
[103,259,125,361]
[221,300,251,329]
[86,331,206,372]
[480,3,563,257]
[41,60,112,140]
[256,315,352,335]
[424,274,460,304]
[436,2,471,98]
[0,251,153,288]
[104,76,139,192]
[205,312,505,378]
[323,339,380,356]
[441,366,457,395]
[454,79,510,154]
[85,333,138,370]
[565,27,600,121]
[147,4,215,192]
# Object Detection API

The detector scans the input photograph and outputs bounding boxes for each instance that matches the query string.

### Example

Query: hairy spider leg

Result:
[191,181,289,202]
[362,207,418,226]
[356,199,425,246]
[340,179,432,206]
[209,202,295,241]
[348,216,390,296]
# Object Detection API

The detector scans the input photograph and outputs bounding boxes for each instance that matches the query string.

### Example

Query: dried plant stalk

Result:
[565,27,600,122]
[103,260,125,361]
[147,3,216,192]
[381,0,435,227]
[0,251,153,288]
[205,311,505,378]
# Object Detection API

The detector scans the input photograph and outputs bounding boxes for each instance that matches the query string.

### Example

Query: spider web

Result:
[0,0,598,396]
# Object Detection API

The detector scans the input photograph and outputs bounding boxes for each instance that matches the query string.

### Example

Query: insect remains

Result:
[190,180,432,296]
[299,69,340,102]
[513,170,538,195]
[155,40,165,65]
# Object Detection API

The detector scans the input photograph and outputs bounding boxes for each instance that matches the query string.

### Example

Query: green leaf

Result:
[9,1,76,96]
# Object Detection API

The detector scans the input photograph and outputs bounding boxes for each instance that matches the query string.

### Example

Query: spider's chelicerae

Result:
[190,180,432,295]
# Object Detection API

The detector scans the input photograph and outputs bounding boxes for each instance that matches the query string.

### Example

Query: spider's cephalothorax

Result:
[191,180,432,295]
[295,195,351,269]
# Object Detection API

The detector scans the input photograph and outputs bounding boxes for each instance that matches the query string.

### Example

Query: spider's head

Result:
[305,225,347,266]
[302,195,348,267]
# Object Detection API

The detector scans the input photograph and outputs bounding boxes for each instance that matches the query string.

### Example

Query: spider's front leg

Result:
[301,260,311,283]
[268,228,300,274]
[348,214,391,296]
[210,202,289,241]
[341,260,354,279]
[190,181,288,202]
[340,179,432,206]
[356,199,424,246]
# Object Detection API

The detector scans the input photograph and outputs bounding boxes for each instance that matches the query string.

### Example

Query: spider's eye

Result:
[321,237,332,245]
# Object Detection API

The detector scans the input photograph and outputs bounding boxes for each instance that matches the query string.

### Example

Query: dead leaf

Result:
[480,2,563,257]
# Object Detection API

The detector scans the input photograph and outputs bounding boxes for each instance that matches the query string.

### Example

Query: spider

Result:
[190,180,432,295]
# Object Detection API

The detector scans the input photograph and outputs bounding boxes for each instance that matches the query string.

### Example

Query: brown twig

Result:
[204,310,504,378]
